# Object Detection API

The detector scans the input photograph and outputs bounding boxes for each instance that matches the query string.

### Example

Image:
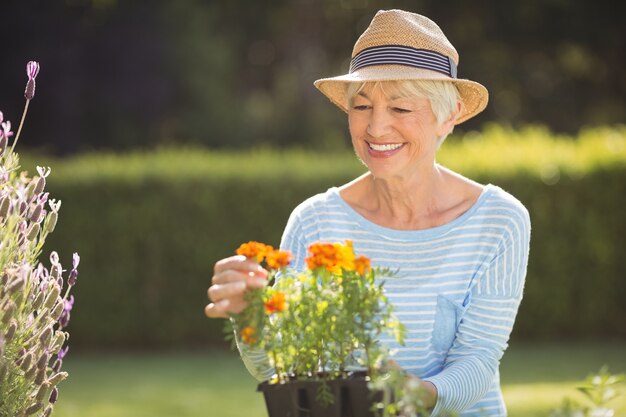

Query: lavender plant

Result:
[0,62,79,417]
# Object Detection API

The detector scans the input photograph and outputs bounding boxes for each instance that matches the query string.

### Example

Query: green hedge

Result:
[22,125,626,348]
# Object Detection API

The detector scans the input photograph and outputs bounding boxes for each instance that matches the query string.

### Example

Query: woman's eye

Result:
[392,107,411,113]
[352,105,369,111]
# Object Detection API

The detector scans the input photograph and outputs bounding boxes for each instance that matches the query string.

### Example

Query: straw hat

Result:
[314,9,489,125]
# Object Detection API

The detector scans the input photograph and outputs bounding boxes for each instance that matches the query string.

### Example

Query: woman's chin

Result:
[364,164,401,180]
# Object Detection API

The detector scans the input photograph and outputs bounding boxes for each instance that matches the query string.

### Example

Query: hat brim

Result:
[314,65,488,125]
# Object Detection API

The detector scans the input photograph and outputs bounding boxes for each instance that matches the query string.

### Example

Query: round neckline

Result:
[329,183,495,241]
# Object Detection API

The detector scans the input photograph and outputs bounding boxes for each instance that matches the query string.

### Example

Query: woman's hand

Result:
[204,255,268,318]
[386,360,438,409]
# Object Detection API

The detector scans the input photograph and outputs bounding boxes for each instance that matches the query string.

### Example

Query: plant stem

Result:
[10,99,30,152]
[271,349,281,383]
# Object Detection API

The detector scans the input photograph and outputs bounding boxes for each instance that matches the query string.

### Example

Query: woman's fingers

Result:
[214,255,246,272]
[212,256,268,287]
[211,268,267,287]
[205,297,248,318]
[205,255,270,319]
[214,255,268,276]
[211,256,268,292]
[208,281,246,302]
[204,300,230,318]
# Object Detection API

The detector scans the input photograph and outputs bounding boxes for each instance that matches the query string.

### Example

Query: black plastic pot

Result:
[257,372,381,417]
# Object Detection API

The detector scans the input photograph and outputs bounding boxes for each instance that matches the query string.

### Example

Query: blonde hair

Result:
[346,80,462,146]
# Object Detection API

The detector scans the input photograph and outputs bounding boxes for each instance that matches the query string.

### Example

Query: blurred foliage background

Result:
[1,0,624,154]
[20,126,626,348]
[2,2,625,416]
[0,4,626,417]
[2,0,625,349]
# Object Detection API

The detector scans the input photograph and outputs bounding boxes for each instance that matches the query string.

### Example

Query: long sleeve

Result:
[234,184,529,416]
[423,207,531,415]
[233,320,275,382]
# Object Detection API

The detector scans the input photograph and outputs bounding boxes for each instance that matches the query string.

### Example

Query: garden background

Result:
[1,0,625,416]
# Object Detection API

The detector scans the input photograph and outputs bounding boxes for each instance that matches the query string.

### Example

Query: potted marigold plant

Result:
[226,240,406,417]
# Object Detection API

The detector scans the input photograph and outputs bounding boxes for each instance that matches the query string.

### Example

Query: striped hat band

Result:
[349,45,458,79]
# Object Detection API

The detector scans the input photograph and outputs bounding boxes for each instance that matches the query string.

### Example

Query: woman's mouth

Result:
[367,141,405,157]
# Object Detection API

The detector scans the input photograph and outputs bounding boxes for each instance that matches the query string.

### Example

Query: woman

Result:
[205,10,530,417]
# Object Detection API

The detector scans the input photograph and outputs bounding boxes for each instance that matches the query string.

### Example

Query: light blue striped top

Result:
[237,183,531,417]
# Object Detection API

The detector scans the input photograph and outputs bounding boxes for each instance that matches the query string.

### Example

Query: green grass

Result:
[500,343,626,417]
[52,343,626,417]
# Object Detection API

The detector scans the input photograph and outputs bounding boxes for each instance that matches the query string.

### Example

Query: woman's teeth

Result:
[368,142,403,151]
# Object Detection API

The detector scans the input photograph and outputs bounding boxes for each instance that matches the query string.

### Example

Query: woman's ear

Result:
[436,100,462,138]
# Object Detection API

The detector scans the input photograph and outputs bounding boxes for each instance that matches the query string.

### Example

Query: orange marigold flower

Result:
[236,241,273,262]
[264,291,286,314]
[265,249,293,270]
[240,326,257,344]
[305,241,355,273]
[305,242,335,270]
[354,255,371,275]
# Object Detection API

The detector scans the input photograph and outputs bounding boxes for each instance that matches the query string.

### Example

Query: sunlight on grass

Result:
[54,344,626,417]
[505,382,626,417]
[501,343,626,417]
[54,352,266,417]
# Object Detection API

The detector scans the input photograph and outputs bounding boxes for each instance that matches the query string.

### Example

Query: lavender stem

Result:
[10,99,30,152]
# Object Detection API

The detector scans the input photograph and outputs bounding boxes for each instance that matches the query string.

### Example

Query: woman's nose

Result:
[366,107,392,138]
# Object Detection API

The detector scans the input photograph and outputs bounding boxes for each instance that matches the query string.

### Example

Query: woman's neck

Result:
[340,165,482,230]
[368,165,446,228]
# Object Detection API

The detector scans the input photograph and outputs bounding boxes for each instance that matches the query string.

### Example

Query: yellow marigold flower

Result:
[265,249,293,270]
[335,241,355,272]
[236,241,273,262]
[264,291,287,314]
[240,326,257,344]
[354,255,371,275]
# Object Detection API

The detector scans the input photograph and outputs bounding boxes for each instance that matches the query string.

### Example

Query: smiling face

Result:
[348,82,453,181]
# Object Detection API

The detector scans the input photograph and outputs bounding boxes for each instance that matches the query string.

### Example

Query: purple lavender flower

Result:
[34,263,46,281]
[67,270,78,286]
[59,295,74,328]
[39,276,50,293]
[72,253,80,269]
[34,166,50,196]
[29,202,43,223]
[38,192,49,205]
[27,61,40,79]
[49,251,62,280]
[49,251,59,264]
[25,61,40,100]
[49,387,58,404]
[51,341,69,372]
[68,253,80,286]
[52,359,62,373]
[1,119,13,140]
[65,295,74,311]
[57,346,69,361]
[0,111,9,139]
[0,112,6,150]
